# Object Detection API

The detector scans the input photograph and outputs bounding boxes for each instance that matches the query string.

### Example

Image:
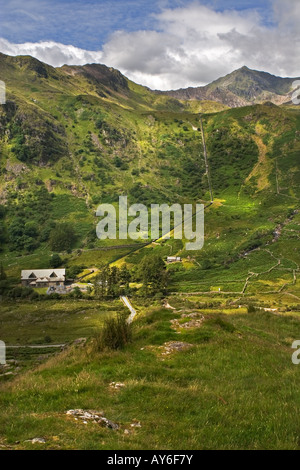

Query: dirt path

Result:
[120,296,137,324]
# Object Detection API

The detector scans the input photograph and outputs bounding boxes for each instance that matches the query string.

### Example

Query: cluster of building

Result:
[21,257,182,294]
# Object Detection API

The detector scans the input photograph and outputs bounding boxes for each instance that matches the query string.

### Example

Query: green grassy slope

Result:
[120,103,300,301]
[0,53,299,297]
[0,53,226,269]
[1,305,300,450]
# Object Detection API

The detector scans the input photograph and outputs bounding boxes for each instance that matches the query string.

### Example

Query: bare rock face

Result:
[6,160,28,175]
[156,66,300,108]
[66,409,119,430]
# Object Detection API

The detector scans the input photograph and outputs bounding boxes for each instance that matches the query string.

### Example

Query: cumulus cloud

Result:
[0,0,299,90]
[0,37,103,67]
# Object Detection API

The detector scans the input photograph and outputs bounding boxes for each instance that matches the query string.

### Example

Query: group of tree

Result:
[7,217,40,252]
[49,222,77,252]
[137,255,169,297]
[49,253,63,268]
[4,188,52,252]
[94,264,131,299]
[93,255,168,299]
[66,264,87,280]
[7,217,76,254]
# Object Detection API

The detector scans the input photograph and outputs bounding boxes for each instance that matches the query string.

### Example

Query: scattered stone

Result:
[109,382,125,390]
[66,409,103,419]
[32,437,46,444]
[66,409,119,430]
[130,421,141,428]
[0,371,14,377]
[171,312,204,331]
[101,417,119,430]
[160,341,193,356]
[25,437,46,444]
[181,312,204,319]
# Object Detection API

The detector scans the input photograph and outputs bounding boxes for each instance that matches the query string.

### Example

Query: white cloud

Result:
[0,0,299,90]
[0,38,103,67]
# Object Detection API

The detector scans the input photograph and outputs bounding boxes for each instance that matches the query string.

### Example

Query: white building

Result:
[21,269,66,288]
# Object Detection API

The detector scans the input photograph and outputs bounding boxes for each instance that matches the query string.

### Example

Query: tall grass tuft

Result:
[247,304,257,313]
[95,313,132,351]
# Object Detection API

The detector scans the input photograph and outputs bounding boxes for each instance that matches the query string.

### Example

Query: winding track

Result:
[120,296,137,324]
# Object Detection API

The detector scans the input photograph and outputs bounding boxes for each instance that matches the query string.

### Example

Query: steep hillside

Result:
[0,53,225,261]
[0,53,299,285]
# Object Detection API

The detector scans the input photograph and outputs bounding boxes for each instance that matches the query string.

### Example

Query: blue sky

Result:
[0,0,159,48]
[0,0,273,49]
[0,0,298,89]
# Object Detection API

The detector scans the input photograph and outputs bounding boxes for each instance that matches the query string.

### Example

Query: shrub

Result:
[7,286,36,299]
[50,253,63,268]
[49,222,76,252]
[70,286,82,298]
[247,304,257,313]
[66,264,86,279]
[95,313,132,351]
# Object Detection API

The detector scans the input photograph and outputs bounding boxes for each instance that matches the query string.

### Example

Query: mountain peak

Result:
[158,67,300,108]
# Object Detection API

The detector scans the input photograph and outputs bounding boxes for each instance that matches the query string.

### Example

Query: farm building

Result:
[21,269,66,288]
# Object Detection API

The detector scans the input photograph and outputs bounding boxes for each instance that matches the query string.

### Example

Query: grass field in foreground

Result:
[1,304,300,450]
[0,299,125,345]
